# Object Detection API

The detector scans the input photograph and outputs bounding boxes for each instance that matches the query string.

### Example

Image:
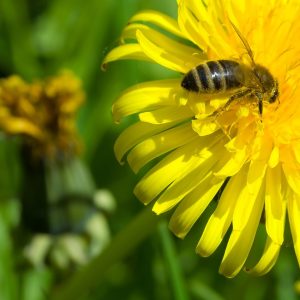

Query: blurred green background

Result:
[0,0,299,299]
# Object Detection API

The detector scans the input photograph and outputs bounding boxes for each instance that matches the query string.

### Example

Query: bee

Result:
[181,22,279,116]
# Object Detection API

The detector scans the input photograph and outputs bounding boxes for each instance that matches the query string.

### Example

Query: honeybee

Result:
[181,22,279,116]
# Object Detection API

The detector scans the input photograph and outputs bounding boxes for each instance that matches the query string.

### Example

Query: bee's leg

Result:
[210,88,253,117]
[275,98,280,111]
[254,92,263,120]
[207,89,253,139]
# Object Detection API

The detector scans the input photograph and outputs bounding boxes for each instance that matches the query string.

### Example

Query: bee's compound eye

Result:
[269,88,279,103]
[181,72,199,92]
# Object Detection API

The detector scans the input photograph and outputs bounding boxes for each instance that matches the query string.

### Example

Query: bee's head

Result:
[254,65,279,103]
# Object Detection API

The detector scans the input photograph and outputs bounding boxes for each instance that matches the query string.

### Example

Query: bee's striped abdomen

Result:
[181,60,243,93]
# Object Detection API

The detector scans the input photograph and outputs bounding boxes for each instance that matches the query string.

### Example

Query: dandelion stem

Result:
[51,206,162,300]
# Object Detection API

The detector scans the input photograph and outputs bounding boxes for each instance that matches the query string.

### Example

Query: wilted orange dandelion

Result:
[0,71,84,158]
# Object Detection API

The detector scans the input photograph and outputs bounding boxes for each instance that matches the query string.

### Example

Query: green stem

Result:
[159,222,190,300]
[51,206,162,300]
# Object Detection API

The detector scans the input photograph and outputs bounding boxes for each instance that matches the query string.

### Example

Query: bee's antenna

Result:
[229,20,256,67]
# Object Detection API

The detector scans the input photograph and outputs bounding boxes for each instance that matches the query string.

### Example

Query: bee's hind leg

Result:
[209,88,253,118]
[206,89,253,139]
[254,92,263,122]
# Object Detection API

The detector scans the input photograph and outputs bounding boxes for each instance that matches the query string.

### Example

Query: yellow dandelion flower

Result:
[104,0,300,277]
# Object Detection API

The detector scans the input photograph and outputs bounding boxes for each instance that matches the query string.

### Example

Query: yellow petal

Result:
[0,117,43,140]
[282,164,300,195]
[191,118,220,136]
[136,29,206,73]
[193,0,231,56]
[127,123,198,173]
[120,23,149,42]
[292,141,300,165]
[268,146,280,168]
[288,193,300,266]
[112,79,182,122]
[265,165,286,245]
[114,121,177,163]
[232,160,267,231]
[152,138,225,213]
[169,174,224,238]
[213,146,248,178]
[129,10,184,38]
[197,166,247,256]
[119,23,206,71]
[102,44,150,70]
[178,0,231,57]
[245,237,281,276]
[134,132,222,204]
[177,0,208,50]
[219,184,265,278]
[139,105,193,124]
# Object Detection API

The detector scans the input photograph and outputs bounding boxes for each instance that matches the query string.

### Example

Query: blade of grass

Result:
[275,248,298,300]
[188,279,225,300]
[158,221,189,300]
[0,200,19,300]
